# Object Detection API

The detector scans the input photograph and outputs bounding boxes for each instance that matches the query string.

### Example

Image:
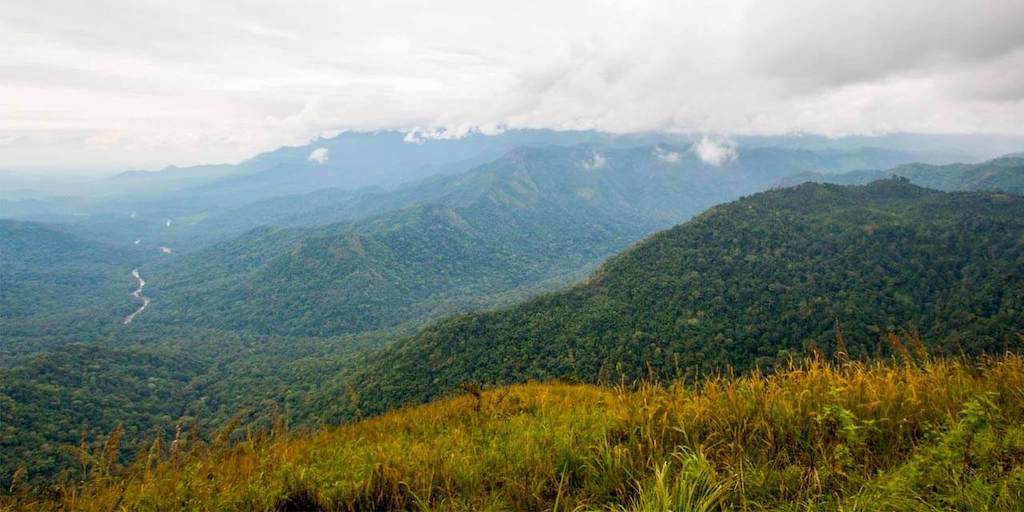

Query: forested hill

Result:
[778,154,1024,193]
[140,144,848,336]
[333,179,1024,417]
[0,220,135,360]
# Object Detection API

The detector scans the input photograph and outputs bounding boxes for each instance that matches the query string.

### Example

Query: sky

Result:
[3,0,1024,173]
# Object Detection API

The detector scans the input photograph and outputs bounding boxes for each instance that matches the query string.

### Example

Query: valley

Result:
[5,4,1024,508]
[2,131,1024,508]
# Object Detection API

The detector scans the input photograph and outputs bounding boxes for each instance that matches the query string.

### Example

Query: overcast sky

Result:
[3,0,1024,173]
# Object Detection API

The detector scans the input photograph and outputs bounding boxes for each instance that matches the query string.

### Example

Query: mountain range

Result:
[2,131,1024,491]
[0,130,1005,251]
[142,143,914,337]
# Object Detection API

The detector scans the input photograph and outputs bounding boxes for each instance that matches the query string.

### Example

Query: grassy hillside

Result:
[332,179,1024,418]
[6,354,1024,510]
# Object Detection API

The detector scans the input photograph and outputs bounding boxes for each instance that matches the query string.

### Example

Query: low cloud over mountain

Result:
[3,1,1023,172]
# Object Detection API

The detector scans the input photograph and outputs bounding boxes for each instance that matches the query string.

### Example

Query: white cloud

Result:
[308,147,328,164]
[654,146,682,163]
[403,124,506,144]
[581,151,606,170]
[692,136,736,166]
[1,0,1023,173]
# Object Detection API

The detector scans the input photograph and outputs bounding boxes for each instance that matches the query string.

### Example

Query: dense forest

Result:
[0,220,138,362]
[0,322,397,487]
[141,144,888,337]
[330,180,1024,418]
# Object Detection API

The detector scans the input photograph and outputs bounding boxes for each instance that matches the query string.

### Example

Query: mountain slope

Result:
[0,220,139,361]
[139,143,880,337]
[191,143,945,237]
[145,202,631,336]
[779,154,1024,193]
[10,356,1024,511]
[0,133,955,254]
[335,180,1024,415]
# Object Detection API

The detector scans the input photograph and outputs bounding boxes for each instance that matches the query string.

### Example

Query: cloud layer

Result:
[308,147,329,164]
[692,136,736,166]
[2,0,1023,172]
[581,151,607,170]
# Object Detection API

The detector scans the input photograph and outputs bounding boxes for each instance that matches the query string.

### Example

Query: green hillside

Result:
[335,180,1024,417]
[141,144,842,337]
[144,201,639,337]
[0,220,137,363]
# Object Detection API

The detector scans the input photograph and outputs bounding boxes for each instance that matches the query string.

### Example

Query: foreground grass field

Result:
[6,352,1024,511]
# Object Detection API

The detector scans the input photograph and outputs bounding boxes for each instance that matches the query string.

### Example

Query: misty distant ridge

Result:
[2,129,1023,256]
[12,129,1021,181]
[778,153,1024,194]
[142,129,1024,173]
[4,129,1016,202]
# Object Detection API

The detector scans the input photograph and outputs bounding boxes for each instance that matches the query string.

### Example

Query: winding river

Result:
[123,268,150,324]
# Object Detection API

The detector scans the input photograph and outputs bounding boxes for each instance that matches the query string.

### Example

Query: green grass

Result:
[6,353,1024,511]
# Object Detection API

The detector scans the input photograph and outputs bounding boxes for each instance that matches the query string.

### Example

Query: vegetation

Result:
[0,220,143,366]
[333,180,1024,418]
[0,325,402,488]
[5,352,1024,510]
[144,144,846,337]
[4,150,1023,495]
[144,201,638,337]
[780,154,1024,194]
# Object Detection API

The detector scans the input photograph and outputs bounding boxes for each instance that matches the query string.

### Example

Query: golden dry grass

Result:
[6,354,1024,511]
